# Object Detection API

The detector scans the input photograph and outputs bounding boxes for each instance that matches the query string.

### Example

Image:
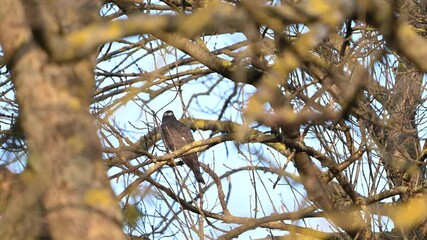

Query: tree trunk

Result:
[0,1,125,239]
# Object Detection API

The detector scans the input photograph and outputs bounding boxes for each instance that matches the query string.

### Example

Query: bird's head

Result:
[162,110,177,121]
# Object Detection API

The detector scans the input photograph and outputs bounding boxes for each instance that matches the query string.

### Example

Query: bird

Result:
[160,110,205,184]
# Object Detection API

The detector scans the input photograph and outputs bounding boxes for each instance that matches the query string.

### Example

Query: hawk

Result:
[161,110,205,184]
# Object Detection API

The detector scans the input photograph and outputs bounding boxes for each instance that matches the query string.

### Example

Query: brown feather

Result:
[161,111,205,184]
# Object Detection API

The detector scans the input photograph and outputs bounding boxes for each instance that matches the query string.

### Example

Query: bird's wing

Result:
[161,121,195,151]
[176,121,195,143]
[161,124,178,151]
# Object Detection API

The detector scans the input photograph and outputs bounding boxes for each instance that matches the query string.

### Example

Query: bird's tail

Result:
[188,162,205,184]
[194,170,205,184]
[182,154,206,184]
